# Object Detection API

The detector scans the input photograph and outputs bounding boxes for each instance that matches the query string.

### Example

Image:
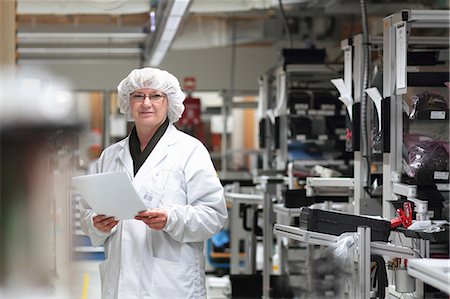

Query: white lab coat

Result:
[80,123,228,298]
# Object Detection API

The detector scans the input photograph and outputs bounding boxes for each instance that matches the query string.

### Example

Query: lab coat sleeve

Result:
[162,143,228,243]
[79,159,117,247]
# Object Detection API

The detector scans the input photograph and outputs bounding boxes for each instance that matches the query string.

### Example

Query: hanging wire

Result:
[278,0,293,48]
[360,0,372,196]
[89,0,129,11]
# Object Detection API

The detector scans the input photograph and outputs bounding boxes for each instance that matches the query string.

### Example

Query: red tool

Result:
[390,202,414,228]
[402,202,413,227]
[396,208,409,227]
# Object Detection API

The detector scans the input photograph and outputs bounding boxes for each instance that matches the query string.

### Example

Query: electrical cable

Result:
[360,0,372,197]
[90,0,129,12]
[278,0,293,48]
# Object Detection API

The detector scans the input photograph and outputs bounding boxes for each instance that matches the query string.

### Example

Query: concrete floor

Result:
[70,261,230,299]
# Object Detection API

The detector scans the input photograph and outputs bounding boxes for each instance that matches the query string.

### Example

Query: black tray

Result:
[283,189,315,208]
[396,226,449,243]
[394,227,421,239]
[299,207,391,242]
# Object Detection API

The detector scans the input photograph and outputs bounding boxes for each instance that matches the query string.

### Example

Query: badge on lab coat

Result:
[140,188,161,209]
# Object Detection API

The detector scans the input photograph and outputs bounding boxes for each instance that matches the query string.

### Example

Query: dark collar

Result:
[129,118,169,176]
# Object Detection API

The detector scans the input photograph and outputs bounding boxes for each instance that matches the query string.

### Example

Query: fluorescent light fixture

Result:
[18,48,141,55]
[149,10,156,32]
[149,0,190,66]
[18,32,147,44]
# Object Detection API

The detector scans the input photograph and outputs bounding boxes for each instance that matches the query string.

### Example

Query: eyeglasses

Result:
[130,92,166,103]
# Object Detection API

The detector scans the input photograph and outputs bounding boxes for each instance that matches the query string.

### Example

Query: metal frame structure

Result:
[258,63,344,172]
[273,224,420,298]
[407,259,450,295]
[382,9,450,219]
[339,34,384,216]
[382,9,450,298]
[225,191,263,275]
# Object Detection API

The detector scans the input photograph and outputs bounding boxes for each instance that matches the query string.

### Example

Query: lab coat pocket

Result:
[150,257,198,298]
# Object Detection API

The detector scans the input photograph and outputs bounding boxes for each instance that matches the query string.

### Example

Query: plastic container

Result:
[395,268,416,293]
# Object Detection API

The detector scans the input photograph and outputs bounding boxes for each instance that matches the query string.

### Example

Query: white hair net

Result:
[117,67,185,123]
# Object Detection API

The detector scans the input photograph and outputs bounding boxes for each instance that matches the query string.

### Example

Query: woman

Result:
[80,67,228,298]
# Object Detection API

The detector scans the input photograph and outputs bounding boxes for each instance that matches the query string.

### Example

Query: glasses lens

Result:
[131,92,166,102]
[151,94,165,102]
[131,93,145,101]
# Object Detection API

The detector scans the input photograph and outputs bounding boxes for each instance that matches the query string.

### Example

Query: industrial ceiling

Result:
[16,0,449,64]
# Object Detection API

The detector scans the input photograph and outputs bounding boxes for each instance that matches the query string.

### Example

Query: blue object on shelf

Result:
[211,230,229,247]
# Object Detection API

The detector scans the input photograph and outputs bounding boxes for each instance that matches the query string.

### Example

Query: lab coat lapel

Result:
[134,123,177,183]
[117,137,134,178]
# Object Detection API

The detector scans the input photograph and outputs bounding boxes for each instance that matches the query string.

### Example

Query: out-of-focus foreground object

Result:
[0,68,80,297]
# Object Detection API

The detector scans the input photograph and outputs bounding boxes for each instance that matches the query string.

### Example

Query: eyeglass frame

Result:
[129,91,167,103]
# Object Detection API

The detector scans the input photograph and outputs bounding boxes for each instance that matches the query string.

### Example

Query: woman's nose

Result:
[141,97,153,106]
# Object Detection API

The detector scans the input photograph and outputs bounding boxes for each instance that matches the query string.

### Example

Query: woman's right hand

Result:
[93,215,119,233]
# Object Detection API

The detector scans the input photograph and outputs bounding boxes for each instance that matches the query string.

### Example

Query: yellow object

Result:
[81,273,89,299]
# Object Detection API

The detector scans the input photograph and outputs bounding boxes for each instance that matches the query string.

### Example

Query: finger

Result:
[103,217,117,225]
[94,215,113,224]
[93,215,105,223]
[106,220,119,229]
[136,210,150,217]
[143,209,163,218]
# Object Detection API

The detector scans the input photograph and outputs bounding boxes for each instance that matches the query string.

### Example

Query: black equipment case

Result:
[299,207,391,242]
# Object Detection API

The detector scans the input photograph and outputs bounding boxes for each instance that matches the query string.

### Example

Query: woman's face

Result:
[129,88,168,129]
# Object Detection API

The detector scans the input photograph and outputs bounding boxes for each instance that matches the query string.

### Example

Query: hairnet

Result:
[117,67,185,123]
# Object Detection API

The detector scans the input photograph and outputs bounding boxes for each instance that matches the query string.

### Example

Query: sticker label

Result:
[434,171,449,180]
[430,111,446,119]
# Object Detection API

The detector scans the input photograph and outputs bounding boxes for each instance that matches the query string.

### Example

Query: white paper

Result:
[331,78,354,121]
[365,87,383,132]
[72,171,147,220]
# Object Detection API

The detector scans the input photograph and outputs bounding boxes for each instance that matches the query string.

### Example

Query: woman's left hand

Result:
[135,208,168,230]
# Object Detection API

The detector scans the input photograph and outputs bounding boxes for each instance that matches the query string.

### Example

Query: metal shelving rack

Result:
[259,63,347,173]
[382,9,450,298]
[340,34,384,216]
[382,9,450,220]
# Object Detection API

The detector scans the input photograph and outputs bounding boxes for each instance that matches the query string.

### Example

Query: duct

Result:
[189,0,315,14]
[18,32,147,44]
[18,47,141,55]
[17,0,150,15]
[171,16,276,49]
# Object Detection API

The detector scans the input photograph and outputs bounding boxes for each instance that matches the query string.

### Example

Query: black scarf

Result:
[129,118,169,175]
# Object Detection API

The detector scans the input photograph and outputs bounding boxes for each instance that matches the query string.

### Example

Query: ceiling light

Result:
[148,0,190,66]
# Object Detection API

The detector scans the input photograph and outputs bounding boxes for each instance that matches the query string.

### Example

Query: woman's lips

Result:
[139,111,154,116]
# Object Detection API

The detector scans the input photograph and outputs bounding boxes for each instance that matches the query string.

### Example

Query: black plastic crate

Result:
[283,189,315,208]
[299,207,391,242]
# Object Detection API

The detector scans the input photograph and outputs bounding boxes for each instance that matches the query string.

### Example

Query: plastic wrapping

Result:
[310,233,357,298]
[403,134,449,181]
[409,91,448,120]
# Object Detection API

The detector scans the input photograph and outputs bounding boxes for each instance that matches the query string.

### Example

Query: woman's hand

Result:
[93,215,119,233]
[135,208,168,230]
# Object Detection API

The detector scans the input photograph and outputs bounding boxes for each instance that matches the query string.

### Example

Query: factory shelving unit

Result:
[339,34,384,217]
[382,9,450,219]
[256,56,359,298]
[382,9,450,298]
[259,60,350,177]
